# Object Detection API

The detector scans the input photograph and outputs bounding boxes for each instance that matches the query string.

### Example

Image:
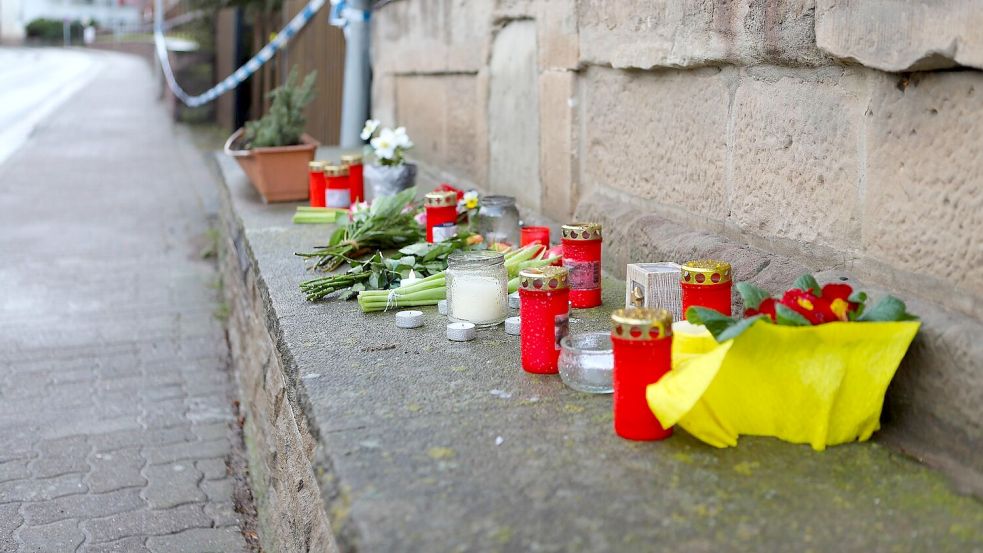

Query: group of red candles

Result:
[307,154,364,209]
[518,223,603,374]
[612,259,733,441]
[514,222,734,443]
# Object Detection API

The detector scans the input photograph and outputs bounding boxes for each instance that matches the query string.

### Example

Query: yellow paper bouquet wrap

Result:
[646,319,920,450]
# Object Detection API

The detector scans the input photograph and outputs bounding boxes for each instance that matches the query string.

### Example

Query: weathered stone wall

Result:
[372,0,983,484]
[217,173,340,553]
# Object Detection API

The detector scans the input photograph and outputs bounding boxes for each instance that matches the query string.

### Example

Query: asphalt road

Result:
[0,47,98,166]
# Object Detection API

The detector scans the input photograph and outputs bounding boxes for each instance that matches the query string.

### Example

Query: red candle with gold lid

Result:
[518,266,570,374]
[424,190,459,243]
[340,153,364,204]
[323,164,351,209]
[308,161,326,207]
[561,223,602,308]
[680,259,732,316]
[611,307,673,441]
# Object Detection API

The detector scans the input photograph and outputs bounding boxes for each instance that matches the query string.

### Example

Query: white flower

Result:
[392,126,414,149]
[360,119,380,141]
[371,127,397,160]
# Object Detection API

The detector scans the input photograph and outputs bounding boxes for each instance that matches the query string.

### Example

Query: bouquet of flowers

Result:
[647,274,920,450]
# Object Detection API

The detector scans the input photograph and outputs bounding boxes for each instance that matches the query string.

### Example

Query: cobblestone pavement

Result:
[0,52,250,552]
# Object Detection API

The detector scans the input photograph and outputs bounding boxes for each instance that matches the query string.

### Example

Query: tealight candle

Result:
[504,316,521,336]
[680,259,732,316]
[447,322,476,342]
[611,307,673,441]
[561,223,603,308]
[395,310,424,329]
[446,251,508,328]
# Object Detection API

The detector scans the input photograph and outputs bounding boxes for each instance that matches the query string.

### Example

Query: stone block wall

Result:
[372,0,982,482]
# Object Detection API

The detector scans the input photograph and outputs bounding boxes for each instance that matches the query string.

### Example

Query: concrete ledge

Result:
[214,153,982,552]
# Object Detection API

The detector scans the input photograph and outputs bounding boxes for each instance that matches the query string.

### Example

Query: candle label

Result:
[325,189,351,208]
[554,311,570,350]
[564,260,601,290]
[432,223,458,243]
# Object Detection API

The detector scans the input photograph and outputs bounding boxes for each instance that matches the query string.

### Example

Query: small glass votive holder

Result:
[558,332,614,394]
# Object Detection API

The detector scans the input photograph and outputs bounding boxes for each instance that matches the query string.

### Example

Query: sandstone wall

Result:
[372,0,982,320]
[372,0,983,481]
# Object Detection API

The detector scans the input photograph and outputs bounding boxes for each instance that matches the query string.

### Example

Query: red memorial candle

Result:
[424,190,459,243]
[611,307,673,441]
[308,161,326,207]
[518,266,570,374]
[561,223,603,308]
[323,164,351,209]
[520,226,551,250]
[680,260,733,316]
[340,153,364,204]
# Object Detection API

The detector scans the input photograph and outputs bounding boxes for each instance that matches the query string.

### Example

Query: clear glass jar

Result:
[475,195,520,247]
[558,332,614,394]
[446,250,508,328]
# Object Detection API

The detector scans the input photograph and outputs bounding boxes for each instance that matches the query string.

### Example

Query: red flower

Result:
[746,297,777,322]
[780,289,837,325]
[820,283,857,321]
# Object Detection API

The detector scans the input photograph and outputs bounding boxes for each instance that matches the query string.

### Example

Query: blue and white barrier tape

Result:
[154,0,326,108]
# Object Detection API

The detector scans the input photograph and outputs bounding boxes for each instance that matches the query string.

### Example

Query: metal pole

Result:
[338,0,371,149]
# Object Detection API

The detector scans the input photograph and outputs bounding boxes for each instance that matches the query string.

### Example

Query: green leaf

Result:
[848,290,868,304]
[399,243,430,256]
[857,295,919,322]
[735,282,772,310]
[368,272,381,290]
[351,282,366,292]
[328,226,347,246]
[716,315,767,342]
[685,307,738,340]
[793,274,822,296]
[775,304,812,326]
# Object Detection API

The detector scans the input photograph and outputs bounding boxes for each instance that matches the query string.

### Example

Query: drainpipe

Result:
[337,0,371,149]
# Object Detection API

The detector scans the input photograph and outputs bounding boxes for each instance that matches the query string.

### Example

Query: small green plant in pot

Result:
[224,67,319,203]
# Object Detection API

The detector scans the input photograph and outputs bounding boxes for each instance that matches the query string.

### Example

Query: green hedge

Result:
[25,18,84,43]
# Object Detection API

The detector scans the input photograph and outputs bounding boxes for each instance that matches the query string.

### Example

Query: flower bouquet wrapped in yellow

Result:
[646,275,919,451]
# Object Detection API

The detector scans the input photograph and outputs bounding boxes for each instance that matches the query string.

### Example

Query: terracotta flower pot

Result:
[224,128,319,203]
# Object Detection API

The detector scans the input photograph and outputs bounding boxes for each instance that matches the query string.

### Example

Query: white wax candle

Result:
[449,275,507,325]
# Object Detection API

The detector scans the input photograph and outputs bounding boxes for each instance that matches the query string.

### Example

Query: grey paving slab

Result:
[0,51,248,552]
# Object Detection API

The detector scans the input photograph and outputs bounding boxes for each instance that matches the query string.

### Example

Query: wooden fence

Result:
[214,3,346,145]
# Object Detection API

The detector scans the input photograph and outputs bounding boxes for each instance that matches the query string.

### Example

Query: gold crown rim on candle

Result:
[323,164,350,177]
[518,266,569,292]
[340,153,363,165]
[561,222,602,241]
[424,190,458,207]
[308,160,327,170]
[680,259,732,285]
[611,307,673,341]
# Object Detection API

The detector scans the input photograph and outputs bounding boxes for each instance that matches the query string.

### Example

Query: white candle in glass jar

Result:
[448,275,507,326]
[446,250,508,328]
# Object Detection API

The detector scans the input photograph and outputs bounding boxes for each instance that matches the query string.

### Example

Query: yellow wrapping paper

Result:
[647,320,920,450]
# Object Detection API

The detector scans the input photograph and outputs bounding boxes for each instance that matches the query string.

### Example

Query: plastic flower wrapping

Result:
[646,275,920,450]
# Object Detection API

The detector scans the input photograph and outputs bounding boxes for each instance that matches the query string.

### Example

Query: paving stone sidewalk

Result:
[0,52,250,552]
